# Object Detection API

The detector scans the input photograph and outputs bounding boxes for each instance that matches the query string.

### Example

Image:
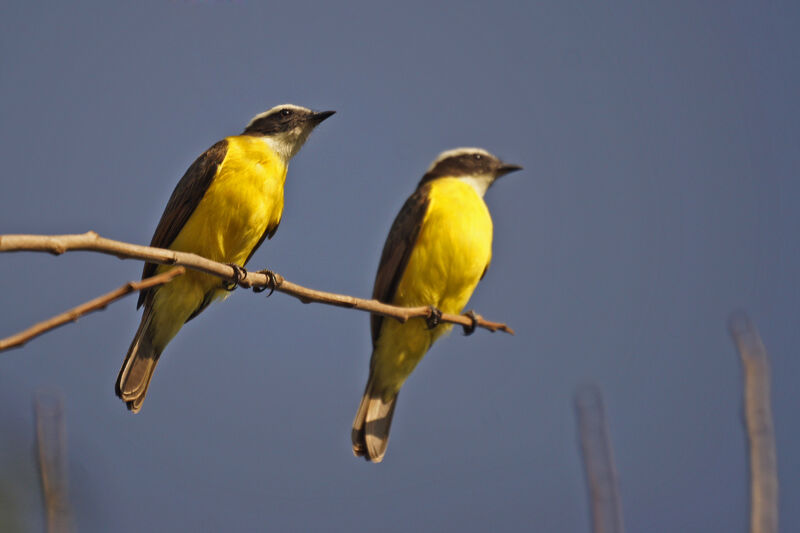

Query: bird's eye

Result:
[473,154,482,160]
[281,109,293,117]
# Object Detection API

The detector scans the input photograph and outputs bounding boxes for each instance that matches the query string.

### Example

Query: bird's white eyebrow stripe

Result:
[426,147,492,172]
[245,104,309,129]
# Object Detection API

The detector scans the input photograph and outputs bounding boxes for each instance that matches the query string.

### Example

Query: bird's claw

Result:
[462,310,480,336]
[223,263,247,291]
[253,269,278,297]
[426,305,443,329]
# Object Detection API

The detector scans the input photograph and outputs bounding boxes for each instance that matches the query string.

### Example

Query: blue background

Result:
[1,1,798,531]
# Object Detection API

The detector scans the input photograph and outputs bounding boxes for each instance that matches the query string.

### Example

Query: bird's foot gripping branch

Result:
[251,269,280,297]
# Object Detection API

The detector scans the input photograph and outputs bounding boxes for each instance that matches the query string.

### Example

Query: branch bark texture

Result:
[0,268,186,352]
[0,232,514,348]
[35,391,73,533]
[729,312,778,533]
[575,384,625,533]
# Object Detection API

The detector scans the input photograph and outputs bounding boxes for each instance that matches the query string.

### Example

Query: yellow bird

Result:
[352,147,522,462]
[116,104,334,412]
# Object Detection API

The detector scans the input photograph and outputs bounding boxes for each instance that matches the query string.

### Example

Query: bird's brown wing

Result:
[370,184,432,346]
[137,140,229,308]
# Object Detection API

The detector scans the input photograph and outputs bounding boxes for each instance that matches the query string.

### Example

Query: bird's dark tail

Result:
[352,375,398,463]
[115,307,161,413]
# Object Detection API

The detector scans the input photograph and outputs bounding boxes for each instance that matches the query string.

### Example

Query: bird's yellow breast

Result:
[372,177,493,393]
[394,178,493,312]
[170,135,287,266]
[148,135,287,345]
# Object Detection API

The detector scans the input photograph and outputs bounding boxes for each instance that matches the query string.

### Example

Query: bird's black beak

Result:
[310,110,336,124]
[496,163,523,177]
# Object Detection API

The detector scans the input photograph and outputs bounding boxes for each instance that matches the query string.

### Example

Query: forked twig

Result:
[0,267,185,351]
[0,232,513,352]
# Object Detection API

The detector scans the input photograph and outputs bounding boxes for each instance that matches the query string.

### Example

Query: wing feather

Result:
[137,140,228,308]
[370,184,431,346]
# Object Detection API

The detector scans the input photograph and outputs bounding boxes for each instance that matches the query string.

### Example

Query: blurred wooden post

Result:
[34,392,72,533]
[729,312,778,533]
[575,384,624,533]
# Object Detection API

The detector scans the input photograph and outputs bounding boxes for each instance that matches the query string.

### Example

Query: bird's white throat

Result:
[260,126,309,163]
[458,174,494,197]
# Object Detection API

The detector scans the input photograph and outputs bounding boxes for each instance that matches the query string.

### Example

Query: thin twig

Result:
[35,391,72,533]
[0,267,185,352]
[0,232,514,337]
[729,312,778,533]
[575,384,625,533]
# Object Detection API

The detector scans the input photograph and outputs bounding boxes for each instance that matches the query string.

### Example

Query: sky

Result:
[1,1,798,531]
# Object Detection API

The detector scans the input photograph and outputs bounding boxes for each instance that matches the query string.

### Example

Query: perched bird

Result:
[352,147,522,462]
[116,104,334,412]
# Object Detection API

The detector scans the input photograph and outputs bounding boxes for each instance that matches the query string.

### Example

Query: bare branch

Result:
[35,391,73,533]
[0,232,514,338]
[0,267,186,352]
[729,312,779,533]
[575,384,625,533]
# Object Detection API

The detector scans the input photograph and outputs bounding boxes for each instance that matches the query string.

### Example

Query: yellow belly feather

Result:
[150,136,287,349]
[372,178,493,395]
